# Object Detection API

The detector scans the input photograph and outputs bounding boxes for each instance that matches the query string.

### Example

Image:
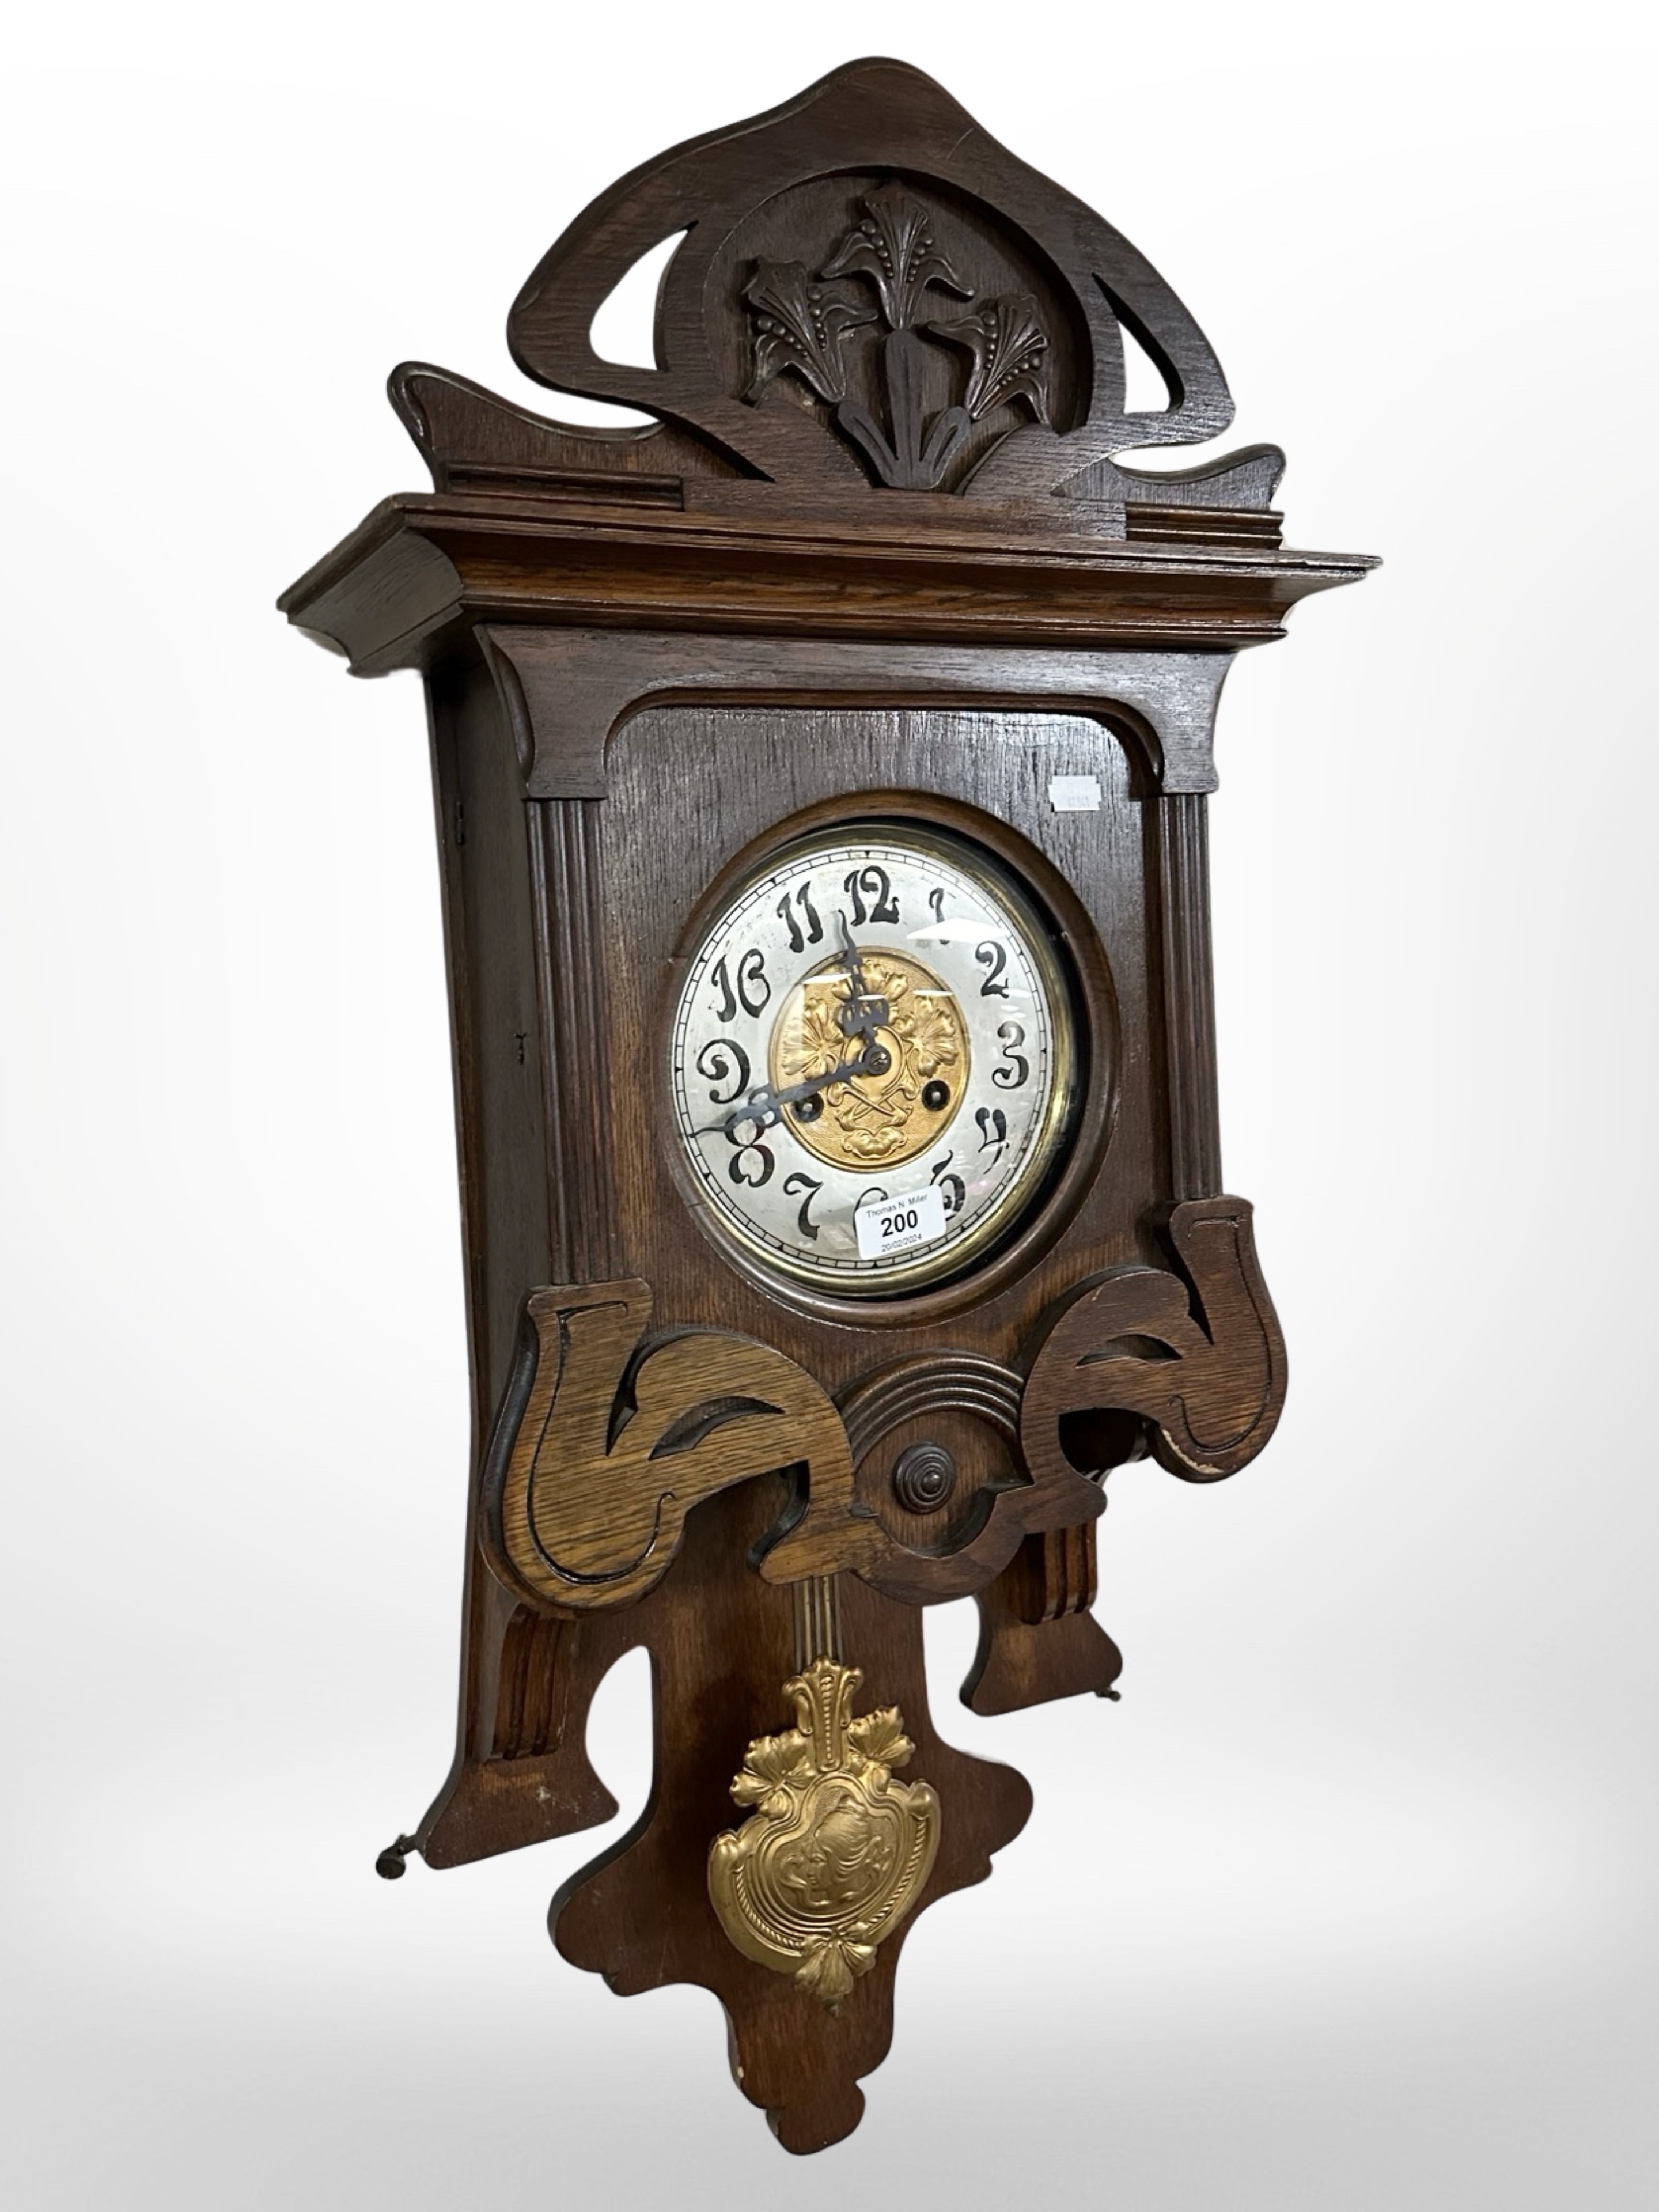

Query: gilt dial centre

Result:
[769,948,967,1171]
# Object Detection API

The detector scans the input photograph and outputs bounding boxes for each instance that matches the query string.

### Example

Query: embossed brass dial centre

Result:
[768,949,967,1171]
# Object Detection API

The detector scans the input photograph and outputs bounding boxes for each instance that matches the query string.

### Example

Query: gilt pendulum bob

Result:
[279,59,1373,2152]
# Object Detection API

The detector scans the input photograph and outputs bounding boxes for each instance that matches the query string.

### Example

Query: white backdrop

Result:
[5,6,1656,2207]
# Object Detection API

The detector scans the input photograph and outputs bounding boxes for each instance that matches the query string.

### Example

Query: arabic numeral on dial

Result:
[710,946,770,1021]
[927,887,946,925]
[782,1170,824,1241]
[774,881,824,955]
[726,1119,774,1187]
[992,1021,1029,1089]
[974,939,1009,997]
[975,1105,1009,1165]
[695,1036,750,1105]
[842,865,899,926]
[737,946,770,1014]
[929,1152,965,1215]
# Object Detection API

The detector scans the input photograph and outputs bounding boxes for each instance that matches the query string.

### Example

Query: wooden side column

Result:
[1156,789,1224,1203]
[404,642,631,1870]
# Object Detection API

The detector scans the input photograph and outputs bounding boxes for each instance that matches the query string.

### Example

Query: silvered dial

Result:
[668,825,1078,1294]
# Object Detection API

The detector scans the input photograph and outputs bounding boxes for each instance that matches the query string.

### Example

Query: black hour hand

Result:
[700,1045,880,1141]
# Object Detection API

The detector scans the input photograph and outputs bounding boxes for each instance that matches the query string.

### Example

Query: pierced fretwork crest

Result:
[480,59,1253,514]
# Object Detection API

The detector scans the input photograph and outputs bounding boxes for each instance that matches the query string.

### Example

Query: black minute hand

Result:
[834,908,887,1044]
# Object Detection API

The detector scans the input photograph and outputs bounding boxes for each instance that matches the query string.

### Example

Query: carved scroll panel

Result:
[480,1196,1281,1624]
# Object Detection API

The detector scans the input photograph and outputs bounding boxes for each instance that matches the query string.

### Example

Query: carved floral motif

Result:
[744,183,1052,491]
[743,260,876,406]
[819,183,971,329]
[927,292,1054,425]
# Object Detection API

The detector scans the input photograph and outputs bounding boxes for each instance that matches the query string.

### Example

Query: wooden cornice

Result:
[278,488,1375,676]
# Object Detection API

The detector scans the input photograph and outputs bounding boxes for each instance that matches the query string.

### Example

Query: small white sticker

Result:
[854,1183,948,1260]
[1048,774,1102,812]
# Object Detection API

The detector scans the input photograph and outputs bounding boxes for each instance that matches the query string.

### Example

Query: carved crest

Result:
[709,1658,941,2006]
[369,60,1324,539]
[474,59,1251,516]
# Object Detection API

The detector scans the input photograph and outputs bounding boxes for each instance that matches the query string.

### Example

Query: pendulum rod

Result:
[792,1573,843,1667]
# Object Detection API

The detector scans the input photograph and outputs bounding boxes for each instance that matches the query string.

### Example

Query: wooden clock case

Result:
[280,58,1372,2152]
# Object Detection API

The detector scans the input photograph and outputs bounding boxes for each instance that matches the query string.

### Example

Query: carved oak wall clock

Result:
[279,58,1373,2153]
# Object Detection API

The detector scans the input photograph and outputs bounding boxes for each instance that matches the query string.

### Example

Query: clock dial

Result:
[669,824,1081,1294]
